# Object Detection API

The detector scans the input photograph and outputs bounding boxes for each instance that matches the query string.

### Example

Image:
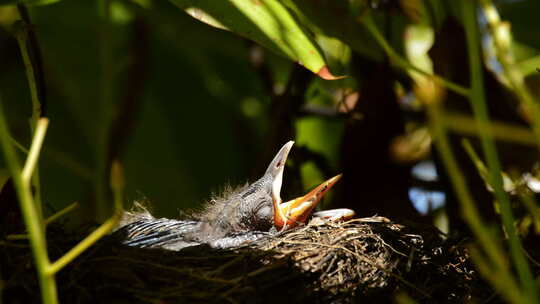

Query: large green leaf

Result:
[169,0,340,79]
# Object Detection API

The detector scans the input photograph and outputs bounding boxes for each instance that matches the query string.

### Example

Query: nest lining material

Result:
[1,216,478,303]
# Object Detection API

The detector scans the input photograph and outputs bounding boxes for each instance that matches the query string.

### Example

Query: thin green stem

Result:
[0,101,58,304]
[7,161,124,277]
[462,2,537,301]
[110,160,124,211]
[461,139,488,179]
[13,16,44,220]
[6,234,29,240]
[48,212,122,275]
[394,293,417,304]
[10,136,29,153]
[518,54,540,77]
[443,112,537,146]
[471,248,527,303]
[361,14,470,97]
[519,193,540,233]
[48,161,124,275]
[13,21,41,128]
[22,118,48,184]
[44,202,79,225]
[426,100,530,302]
[7,202,80,240]
[0,274,3,304]
[426,102,506,270]
[478,0,540,148]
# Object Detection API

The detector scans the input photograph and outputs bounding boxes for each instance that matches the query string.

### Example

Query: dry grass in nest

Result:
[255,217,427,297]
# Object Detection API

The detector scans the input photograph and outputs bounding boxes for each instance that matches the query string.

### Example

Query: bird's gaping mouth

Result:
[266,141,346,230]
[274,174,342,230]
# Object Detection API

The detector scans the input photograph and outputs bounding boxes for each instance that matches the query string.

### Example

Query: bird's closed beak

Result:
[273,174,342,230]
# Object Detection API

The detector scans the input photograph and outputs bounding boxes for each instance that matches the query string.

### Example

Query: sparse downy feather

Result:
[112,141,296,250]
[114,201,155,231]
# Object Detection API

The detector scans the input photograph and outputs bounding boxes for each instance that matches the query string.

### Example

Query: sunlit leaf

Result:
[169,0,340,79]
[283,0,384,61]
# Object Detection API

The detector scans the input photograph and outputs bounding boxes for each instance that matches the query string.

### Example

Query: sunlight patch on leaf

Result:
[170,0,337,79]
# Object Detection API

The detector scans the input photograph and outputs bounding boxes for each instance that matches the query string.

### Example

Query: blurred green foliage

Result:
[2,0,540,302]
[1,1,285,218]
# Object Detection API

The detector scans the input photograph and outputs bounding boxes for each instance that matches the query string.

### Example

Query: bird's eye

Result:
[255,205,271,219]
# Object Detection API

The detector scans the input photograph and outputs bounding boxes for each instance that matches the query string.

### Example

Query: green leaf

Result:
[169,0,340,79]
[0,0,61,6]
[282,0,384,62]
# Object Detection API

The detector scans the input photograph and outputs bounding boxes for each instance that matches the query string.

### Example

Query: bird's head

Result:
[242,141,342,231]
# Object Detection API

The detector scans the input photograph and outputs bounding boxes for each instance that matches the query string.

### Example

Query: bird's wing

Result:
[115,218,201,249]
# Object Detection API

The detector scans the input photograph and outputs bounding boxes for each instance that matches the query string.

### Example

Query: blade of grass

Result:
[461,1,537,301]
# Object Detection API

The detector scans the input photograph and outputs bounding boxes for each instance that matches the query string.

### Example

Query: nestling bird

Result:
[113,141,354,250]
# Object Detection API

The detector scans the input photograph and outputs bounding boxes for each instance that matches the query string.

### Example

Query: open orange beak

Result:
[273,174,342,230]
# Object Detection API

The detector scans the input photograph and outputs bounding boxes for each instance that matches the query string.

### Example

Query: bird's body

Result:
[114,181,275,250]
[113,141,352,250]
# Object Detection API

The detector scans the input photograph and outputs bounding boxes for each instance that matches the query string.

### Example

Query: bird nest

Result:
[259,217,423,294]
[1,216,482,303]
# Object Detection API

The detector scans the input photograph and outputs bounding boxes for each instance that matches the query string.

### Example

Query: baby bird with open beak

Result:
[114,141,354,250]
